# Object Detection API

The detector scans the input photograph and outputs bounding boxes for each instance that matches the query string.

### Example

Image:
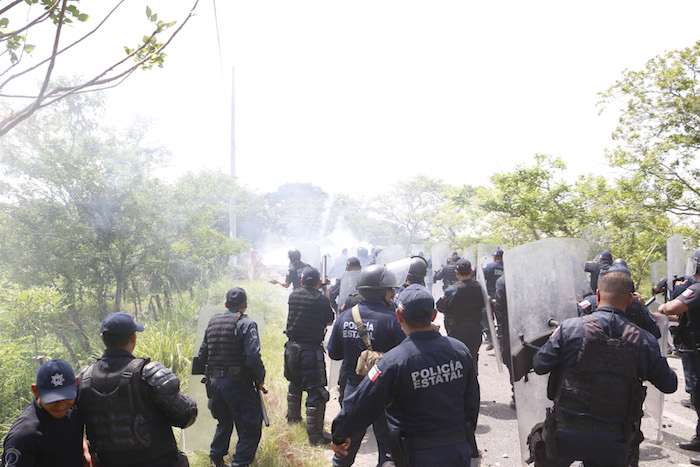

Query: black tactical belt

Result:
[411,429,467,450]
[209,366,248,381]
[557,418,623,433]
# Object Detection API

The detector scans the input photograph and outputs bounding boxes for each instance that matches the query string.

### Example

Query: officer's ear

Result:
[395,310,405,325]
[626,292,633,307]
[31,384,40,399]
[430,309,437,322]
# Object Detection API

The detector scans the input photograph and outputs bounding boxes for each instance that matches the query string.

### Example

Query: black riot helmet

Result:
[357,264,401,301]
[288,249,301,262]
[692,247,700,275]
[612,258,628,268]
[406,256,429,284]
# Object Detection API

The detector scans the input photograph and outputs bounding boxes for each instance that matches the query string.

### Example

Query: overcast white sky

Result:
[9,1,700,196]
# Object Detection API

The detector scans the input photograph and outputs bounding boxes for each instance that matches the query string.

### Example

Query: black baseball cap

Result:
[100,312,144,339]
[600,251,613,261]
[226,287,247,308]
[302,267,321,285]
[35,359,77,403]
[493,249,504,257]
[397,284,435,323]
[346,256,361,268]
[456,258,472,275]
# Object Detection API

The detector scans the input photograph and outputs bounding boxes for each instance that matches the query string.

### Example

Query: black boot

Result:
[287,393,302,424]
[680,435,700,452]
[210,457,231,467]
[306,405,332,446]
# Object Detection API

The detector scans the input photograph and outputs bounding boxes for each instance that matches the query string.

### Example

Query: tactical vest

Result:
[78,358,177,465]
[446,281,483,325]
[205,311,246,369]
[286,287,326,344]
[555,315,642,422]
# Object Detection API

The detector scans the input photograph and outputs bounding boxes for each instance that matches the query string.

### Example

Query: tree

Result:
[600,40,700,218]
[0,0,199,137]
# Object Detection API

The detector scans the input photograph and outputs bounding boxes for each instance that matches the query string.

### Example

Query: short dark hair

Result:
[598,270,634,301]
[102,331,133,349]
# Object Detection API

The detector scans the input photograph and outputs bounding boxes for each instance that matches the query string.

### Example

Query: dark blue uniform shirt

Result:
[327,299,406,386]
[1,399,83,467]
[286,261,310,289]
[577,297,661,339]
[332,329,479,440]
[483,260,504,297]
[534,307,677,395]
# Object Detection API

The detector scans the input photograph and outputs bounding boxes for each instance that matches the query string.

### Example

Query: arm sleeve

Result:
[197,329,209,365]
[584,262,595,273]
[240,321,266,382]
[2,429,40,467]
[331,359,394,441]
[436,287,455,314]
[327,320,343,361]
[142,362,198,428]
[463,352,480,429]
[533,326,564,375]
[641,337,678,394]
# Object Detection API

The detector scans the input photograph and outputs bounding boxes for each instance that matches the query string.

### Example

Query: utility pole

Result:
[229,67,237,275]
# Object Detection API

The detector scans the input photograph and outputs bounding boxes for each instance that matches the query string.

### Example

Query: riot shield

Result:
[505,238,587,464]
[431,241,450,300]
[650,261,667,293]
[298,242,322,271]
[384,257,411,286]
[667,234,689,298]
[462,246,476,266]
[337,270,361,312]
[644,301,669,443]
[474,264,503,373]
[182,306,266,452]
[376,245,406,266]
[477,243,505,271]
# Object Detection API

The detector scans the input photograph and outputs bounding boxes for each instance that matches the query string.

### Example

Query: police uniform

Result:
[286,260,311,289]
[331,285,480,466]
[483,258,503,298]
[284,268,336,443]
[533,308,677,466]
[327,296,406,466]
[78,313,196,467]
[433,263,458,291]
[436,278,484,367]
[577,296,662,339]
[493,275,514,384]
[2,359,83,467]
[198,288,265,467]
[674,283,700,446]
[584,261,612,292]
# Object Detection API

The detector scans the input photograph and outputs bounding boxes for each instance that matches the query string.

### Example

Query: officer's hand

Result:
[269,279,278,285]
[258,381,267,392]
[82,438,93,466]
[331,438,351,456]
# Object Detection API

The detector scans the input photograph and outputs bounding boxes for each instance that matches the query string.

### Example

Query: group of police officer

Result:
[7,245,700,467]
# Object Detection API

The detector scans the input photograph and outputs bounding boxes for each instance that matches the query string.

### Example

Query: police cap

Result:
[225,287,247,309]
[398,284,435,324]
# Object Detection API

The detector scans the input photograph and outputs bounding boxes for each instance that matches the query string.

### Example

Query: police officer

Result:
[284,267,336,444]
[331,284,480,466]
[2,359,85,467]
[198,288,266,467]
[436,259,485,368]
[492,275,515,408]
[433,252,460,291]
[584,250,613,293]
[271,249,310,289]
[532,270,677,466]
[577,263,662,339]
[398,255,429,294]
[483,249,504,298]
[659,247,700,465]
[327,264,407,467]
[78,312,197,467]
[329,257,362,312]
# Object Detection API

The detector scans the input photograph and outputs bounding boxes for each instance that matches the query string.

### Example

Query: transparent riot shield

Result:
[337,270,361,313]
[650,261,667,294]
[298,242,322,271]
[477,243,506,271]
[644,300,669,443]
[376,245,406,266]
[667,234,689,298]
[431,241,450,300]
[505,238,587,464]
[182,306,266,452]
[474,265,503,373]
[384,257,411,287]
[462,246,476,265]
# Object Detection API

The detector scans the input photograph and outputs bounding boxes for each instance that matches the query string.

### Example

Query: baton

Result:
[258,386,269,427]
[645,296,656,307]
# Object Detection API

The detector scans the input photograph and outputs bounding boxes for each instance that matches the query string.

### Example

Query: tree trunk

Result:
[58,329,80,365]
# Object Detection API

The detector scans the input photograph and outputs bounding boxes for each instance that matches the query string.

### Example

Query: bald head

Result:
[596,270,634,310]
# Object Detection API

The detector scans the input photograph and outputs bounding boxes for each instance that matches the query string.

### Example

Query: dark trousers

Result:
[286,345,329,408]
[681,352,700,436]
[543,428,629,467]
[410,442,472,466]
[209,377,262,467]
[447,322,482,369]
[332,382,393,467]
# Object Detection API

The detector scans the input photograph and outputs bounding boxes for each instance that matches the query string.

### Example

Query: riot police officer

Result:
[329,257,362,312]
[78,312,197,467]
[331,284,480,466]
[532,270,677,466]
[271,249,310,289]
[198,288,266,467]
[398,255,429,294]
[659,247,700,465]
[433,252,460,291]
[2,359,84,467]
[327,264,406,467]
[284,268,335,444]
[483,249,504,298]
[436,259,485,368]
[584,250,613,293]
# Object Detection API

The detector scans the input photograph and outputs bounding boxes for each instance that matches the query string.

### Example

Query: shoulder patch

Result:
[578,300,591,309]
[368,364,381,382]
[683,288,694,298]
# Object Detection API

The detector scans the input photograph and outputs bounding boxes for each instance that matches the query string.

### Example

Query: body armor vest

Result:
[555,315,642,422]
[446,280,483,326]
[206,311,246,369]
[78,358,177,465]
[286,287,326,345]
